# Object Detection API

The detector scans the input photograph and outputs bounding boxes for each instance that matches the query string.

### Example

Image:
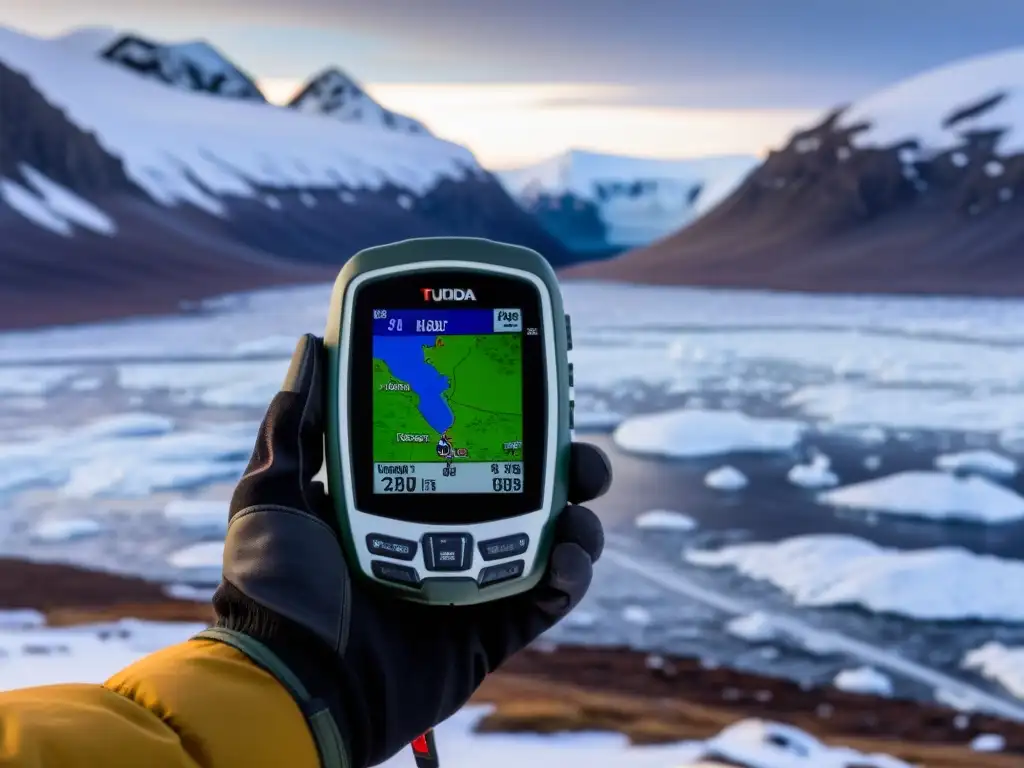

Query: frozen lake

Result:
[2,280,1024,712]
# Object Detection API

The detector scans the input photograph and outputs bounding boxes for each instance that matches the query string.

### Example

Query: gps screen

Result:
[371,308,524,494]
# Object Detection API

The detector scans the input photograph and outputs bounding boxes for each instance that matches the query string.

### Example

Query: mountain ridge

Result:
[561,47,1024,295]
[0,25,569,330]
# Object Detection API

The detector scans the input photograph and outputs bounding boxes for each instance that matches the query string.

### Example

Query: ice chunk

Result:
[725,612,779,643]
[634,509,697,531]
[621,606,652,627]
[614,409,805,459]
[686,534,1024,622]
[30,519,104,543]
[704,465,748,491]
[818,471,1024,523]
[76,412,175,438]
[162,499,228,533]
[934,450,1018,479]
[788,454,839,489]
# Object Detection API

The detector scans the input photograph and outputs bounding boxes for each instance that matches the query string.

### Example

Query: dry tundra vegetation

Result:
[2,558,1021,767]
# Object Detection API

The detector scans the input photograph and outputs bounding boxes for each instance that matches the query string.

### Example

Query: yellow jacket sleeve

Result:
[0,639,321,768]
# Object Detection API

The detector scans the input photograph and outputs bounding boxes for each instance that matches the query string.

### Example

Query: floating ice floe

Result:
[685,534,1024,622]
[613,409,805,459]
[934,450,1018,479]
[635,509,698,532]
[725,612,779,644]
[162,499,228,534]
[29,519,104,543]
[787,454,838,489]
[818,471,1024,523]
[705,466,748,491]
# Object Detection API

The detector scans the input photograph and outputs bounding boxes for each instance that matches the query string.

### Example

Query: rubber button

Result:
[569,399,575,430]
[565,314,573,350]
[478,533,529,561]
[371,560,420,587]
[568,362,574,388]
[479,560,525,587]
[366,533,417,561]
[423,533,473,572]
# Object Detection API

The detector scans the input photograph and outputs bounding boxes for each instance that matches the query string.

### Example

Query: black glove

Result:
[213,334,611,767]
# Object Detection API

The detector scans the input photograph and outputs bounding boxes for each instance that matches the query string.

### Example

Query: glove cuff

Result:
[213,580,372,768]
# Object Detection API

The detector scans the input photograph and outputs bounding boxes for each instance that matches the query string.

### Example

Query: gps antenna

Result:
[411,729,439,767]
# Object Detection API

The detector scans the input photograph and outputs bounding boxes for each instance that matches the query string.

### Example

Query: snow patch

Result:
[833,667,894,697]
[971,733,1006,752]
[0,178,73,235]
[0,610,45,630]
[699,719,911,768]
[19,166,117,235]
[0,619,205,690]
[963,643,1024,700]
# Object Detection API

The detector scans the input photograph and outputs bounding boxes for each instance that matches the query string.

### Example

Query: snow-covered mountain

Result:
[0,26,565,329]
[565,47,1024,295]
[498,150,759,255]
[55,27,266,101]
[288,68,429,135]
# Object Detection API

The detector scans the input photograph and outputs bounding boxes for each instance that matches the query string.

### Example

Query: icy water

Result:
[3,281,1024,711]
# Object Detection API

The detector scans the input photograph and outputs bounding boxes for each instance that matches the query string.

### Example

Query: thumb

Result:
[230,334,327,517]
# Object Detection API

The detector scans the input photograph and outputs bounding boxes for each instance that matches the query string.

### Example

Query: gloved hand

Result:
[212,334,611,768]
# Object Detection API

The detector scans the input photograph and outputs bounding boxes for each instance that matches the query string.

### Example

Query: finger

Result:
[533,539,594,617]
[522,504,603,620]
[568,442,612,504]
[231,334,326,517]
[460,504,602,671]
[554,503,604,563]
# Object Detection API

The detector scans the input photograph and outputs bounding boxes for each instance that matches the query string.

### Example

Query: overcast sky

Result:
[7,1,1022,166]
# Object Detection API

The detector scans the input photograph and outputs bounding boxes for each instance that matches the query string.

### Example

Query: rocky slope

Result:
[0,27,567,329]
[562,49,1024,295]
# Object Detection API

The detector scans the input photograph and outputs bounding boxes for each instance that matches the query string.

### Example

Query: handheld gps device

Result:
[324,237,574,606]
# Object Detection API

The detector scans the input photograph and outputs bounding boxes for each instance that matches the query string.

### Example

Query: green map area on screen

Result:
[372,333,523,463]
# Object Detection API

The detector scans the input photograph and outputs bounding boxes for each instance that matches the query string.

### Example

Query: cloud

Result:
[12,0,1024,109]
[354,83,819,167]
